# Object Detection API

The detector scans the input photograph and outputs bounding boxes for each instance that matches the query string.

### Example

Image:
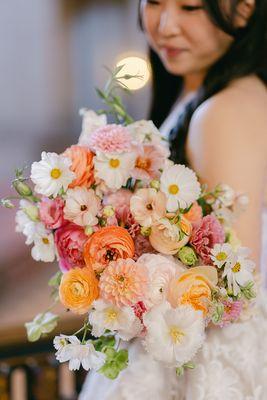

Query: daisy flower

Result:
[31,231,56,262]
[222,247,255,296]
[210,243,234,269]
[64,187,101,227]
[31,152,75,198]
[143,302,205,367]
[160,164,201,212]
[54,335,106,371]
[93,152,136,190]
[89,299,142,340]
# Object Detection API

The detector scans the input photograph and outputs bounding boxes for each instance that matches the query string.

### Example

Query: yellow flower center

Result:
[71,282,85,296]
[59,338,67,347]
[216,252,227,261]
[105,308,118,323]
[50,168,62,179]
[169,184,179,195]
[169,326,185,344]
[232,262,241,273]
[42,237,49,245]
[109,159,120,169]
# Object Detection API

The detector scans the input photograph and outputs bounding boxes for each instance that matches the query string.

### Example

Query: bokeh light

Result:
[115,55,151,91]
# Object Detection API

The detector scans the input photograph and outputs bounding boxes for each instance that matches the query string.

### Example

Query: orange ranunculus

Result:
[168,266,218,315]
[149,216,192,255]
[59,267,99,314]
[84,226,135,273]
[183,202,203,226]
[63,145,94,189]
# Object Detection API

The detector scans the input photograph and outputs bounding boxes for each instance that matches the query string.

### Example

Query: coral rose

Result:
[84,226,135,273]
[149,216,192,255]
[63,145,94,189]
[55,223,88,272]
[59,267,99,314]
[168,266,218,315]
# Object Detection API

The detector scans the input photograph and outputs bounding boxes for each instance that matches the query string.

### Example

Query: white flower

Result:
[223,247,255,296]
[216,184,235,207]
[93,152,136,190]
[31,152,75,198]
[55,335,106,371]
[143,302,205,367]
[210,243,234,269]
[25,312,59,342]
[64,187,101,226]
[31,231,56,262]
[138,254,180,308]
[15,200,41,244]
[212,207,235,227]
[89,299,142,341]
[160,164,201,212]
[78,109,107,146]
[127,120,164,145]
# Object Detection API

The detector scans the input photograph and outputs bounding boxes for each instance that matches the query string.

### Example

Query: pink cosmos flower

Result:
[190,215,225,264]
[99,258,148,307]
[131,144,167,181]
[220,300,243,327]
[55,223,88,272]
[130,188,166,228]
[88,124,132,154]
[104,189,133,209]
[39,197,66,230]
[116,205,140,238]
[133,234,156,260]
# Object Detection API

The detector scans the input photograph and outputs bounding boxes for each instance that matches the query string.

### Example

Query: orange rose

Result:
[59,267,99,314]
[84,226,135,273]
[63,145,94,189]
[183,202,203,225]
[149,216,192,255]
[168,266,218,315]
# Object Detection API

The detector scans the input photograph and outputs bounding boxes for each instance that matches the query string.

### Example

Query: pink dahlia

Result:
[190,215,225,264]
[88,124,132,154]
[220,300,243,327]
[116,205,140,238]
[99,258,148,307]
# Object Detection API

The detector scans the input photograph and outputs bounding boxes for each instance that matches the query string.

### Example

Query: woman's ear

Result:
[234,0,256,28]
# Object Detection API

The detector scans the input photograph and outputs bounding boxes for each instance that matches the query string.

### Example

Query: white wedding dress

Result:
[79,93,267,400]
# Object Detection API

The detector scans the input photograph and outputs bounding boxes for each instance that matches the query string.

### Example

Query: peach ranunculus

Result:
[168,266,218,315]
[149,216,192,255]
[130,188,166,227]
[59,267,99,314]
[63,145,94,189]
[84,226,135,273]
[183,202,203,226]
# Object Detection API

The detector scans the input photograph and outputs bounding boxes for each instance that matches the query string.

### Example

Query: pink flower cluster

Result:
[88,124,132,154]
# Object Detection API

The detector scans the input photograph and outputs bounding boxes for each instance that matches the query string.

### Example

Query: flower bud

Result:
[25,312,59,342]
[13,180,32,197]
[23,205,39,222]
[177,246,198,266]
[150,180,160,190]
[140,226,151,237]
[85,225,94,236]
[103,205,115,217]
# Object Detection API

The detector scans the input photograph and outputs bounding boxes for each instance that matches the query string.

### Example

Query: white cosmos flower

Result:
[138,254,181,308]
[31,231,56,262]
[55,335,106,371]
[222,247,255,296]
[210,243,234,269]
[78,109,107,146]
[64,187,101,227]
[143,302,205,367]
[89,299,142,341]
[31,152,75,198]
[93,152,136,190]
[160,164,201,212]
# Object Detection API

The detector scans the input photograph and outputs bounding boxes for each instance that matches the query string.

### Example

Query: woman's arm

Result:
[186,86,267,268]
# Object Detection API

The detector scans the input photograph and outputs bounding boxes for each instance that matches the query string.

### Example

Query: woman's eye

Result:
[147,0,161,5]
[181,5,203,11]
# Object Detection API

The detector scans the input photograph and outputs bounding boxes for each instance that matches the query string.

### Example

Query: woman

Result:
[79,0,267,398]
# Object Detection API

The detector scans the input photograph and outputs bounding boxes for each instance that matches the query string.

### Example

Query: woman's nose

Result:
[158,7,182,36]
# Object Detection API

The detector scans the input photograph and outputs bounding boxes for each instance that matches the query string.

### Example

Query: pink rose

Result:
[190,215,225,264]
[55,223,88,272]
[39,197,66,229]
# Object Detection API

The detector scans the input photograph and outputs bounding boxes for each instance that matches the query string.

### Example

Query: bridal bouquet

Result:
[2,67,257,379]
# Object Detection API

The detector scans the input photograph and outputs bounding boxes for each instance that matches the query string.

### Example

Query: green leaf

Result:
[48,271,63,288]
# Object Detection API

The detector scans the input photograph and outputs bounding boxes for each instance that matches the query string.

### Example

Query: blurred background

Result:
[0,1,151,398]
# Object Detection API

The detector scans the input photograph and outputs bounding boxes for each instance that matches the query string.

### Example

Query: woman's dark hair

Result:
[138,0,267,165]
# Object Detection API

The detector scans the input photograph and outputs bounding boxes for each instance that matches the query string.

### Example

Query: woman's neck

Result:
[182,71,206,96]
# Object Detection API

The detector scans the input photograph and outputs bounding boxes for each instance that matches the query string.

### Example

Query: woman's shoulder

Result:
[188,74,267,149]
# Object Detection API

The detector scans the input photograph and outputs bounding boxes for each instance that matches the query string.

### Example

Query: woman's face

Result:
[141,0,234,77]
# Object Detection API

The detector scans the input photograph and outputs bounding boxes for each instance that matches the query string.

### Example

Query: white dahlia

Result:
[160,164,201,212]
[31,152,75,198]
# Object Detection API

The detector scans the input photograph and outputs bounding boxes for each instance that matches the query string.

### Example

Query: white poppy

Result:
[64,187,101,226]
[31,152,75,198]
[160,164,201,212]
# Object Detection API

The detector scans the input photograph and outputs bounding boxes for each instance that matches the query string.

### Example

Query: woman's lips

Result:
[161,47,186,58]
